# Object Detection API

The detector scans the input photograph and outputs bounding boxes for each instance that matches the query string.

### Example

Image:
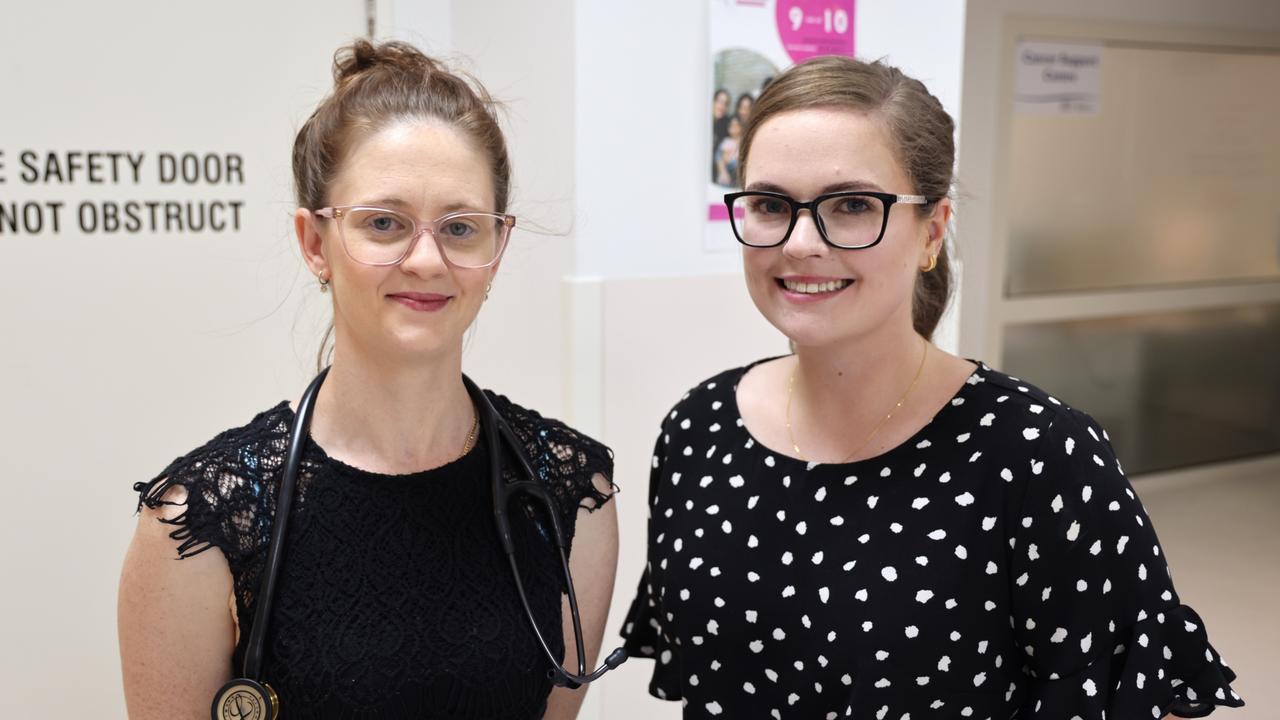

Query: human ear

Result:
[922,197,952,260]
[295,208,330,282]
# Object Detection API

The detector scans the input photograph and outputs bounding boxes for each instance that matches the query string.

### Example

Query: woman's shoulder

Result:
[133,401,293,559]
[144,401,294,487]
[958,362,1127,501]
[963,362,1109,444]
[482,389,616,511]
[661,360,769,427]
[483,390,610,462]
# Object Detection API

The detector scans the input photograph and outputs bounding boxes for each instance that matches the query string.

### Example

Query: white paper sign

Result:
[1014,40,1103,115]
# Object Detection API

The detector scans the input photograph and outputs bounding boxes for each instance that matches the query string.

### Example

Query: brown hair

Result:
[740,55,955,340]
[293,40,512,368]
[293,39,511,212]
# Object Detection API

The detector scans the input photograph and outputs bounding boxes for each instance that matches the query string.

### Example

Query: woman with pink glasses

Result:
[119,40,618,720]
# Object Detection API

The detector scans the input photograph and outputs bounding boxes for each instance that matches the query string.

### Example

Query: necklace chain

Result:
[786,339,929,464]
[458,405,479,460]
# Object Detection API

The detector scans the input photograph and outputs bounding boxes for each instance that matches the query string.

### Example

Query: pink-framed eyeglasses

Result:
[314,205,516,268]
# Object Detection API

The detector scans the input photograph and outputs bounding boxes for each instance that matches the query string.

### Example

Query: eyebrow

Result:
[359,196,485,215]
[744,180,886,195]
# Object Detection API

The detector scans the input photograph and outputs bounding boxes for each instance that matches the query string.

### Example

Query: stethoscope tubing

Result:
[465,374,627,688]
[241,366,330,679]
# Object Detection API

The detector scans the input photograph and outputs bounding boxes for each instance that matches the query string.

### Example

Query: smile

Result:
[778,278,853,295]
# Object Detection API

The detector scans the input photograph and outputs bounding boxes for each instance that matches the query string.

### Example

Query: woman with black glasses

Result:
[619,55,1241,720]
[119,40,618,720]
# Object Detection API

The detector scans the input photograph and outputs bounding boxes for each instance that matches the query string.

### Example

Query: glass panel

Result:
[1002,303,1280,475]
[1006,42,1280,295]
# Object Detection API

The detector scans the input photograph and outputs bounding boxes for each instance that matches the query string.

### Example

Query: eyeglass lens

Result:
[338,208,506,267]
[729,193,887,248]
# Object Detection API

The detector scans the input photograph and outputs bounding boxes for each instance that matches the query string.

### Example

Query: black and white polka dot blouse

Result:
[620,360,1242,719]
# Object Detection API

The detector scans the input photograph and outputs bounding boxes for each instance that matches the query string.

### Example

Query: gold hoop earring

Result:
[318,273,330,292]
[922,255,938,273]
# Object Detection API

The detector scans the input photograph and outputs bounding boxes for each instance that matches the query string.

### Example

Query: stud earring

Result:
[484,282,492,301]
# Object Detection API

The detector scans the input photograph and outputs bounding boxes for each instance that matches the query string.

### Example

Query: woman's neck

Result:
[793,326,924,411]
[786,325,932,462]
[306,341,476,475]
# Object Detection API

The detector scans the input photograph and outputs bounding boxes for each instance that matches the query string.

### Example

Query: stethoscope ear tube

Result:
[244,366,329,676]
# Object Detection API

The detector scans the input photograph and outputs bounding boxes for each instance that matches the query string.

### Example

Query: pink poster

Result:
[706,0,855,252]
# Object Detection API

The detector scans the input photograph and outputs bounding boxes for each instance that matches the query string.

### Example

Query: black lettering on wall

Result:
[2,147,247,236]
[0,201,64,234]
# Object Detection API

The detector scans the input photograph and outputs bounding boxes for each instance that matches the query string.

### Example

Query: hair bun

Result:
[332,39,441,86]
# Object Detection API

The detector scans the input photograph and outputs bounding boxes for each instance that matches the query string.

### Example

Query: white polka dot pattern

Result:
[619,361,1242,719]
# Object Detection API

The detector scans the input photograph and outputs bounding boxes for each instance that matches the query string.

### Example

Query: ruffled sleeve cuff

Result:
[619,573,684,701]
[134,462,225,560]
[1024,605,1243,719]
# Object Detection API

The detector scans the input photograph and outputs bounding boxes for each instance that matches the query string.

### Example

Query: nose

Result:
[782,210,828,259]
[399,228,450,275]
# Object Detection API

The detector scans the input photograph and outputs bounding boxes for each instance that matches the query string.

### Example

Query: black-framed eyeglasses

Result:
[723,190,934,250]
[314,205,516,268]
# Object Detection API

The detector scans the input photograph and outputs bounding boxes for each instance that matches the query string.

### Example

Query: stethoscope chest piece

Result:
[212,678,278,720]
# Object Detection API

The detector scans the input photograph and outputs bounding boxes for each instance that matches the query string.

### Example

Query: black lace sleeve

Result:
[132,403,291,565]
[486,391,617,545]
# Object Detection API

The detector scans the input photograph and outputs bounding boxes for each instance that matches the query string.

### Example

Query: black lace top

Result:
[621,361,1242,719]
[135,391,615,720]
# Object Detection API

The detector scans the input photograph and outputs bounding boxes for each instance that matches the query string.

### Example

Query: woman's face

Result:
[297,119,499,363]
[736,96,753,122]
[740,108,947,349]
[713,91,730,119]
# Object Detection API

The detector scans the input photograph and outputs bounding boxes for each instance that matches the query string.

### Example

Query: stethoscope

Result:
[211,367,627,720]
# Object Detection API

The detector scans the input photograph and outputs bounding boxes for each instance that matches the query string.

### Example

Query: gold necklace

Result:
[786,339,929,463]
[457,406,479,460]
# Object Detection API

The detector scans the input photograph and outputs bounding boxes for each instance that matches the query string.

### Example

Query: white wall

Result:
[0,2,363,716]
[573,2,737,280]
